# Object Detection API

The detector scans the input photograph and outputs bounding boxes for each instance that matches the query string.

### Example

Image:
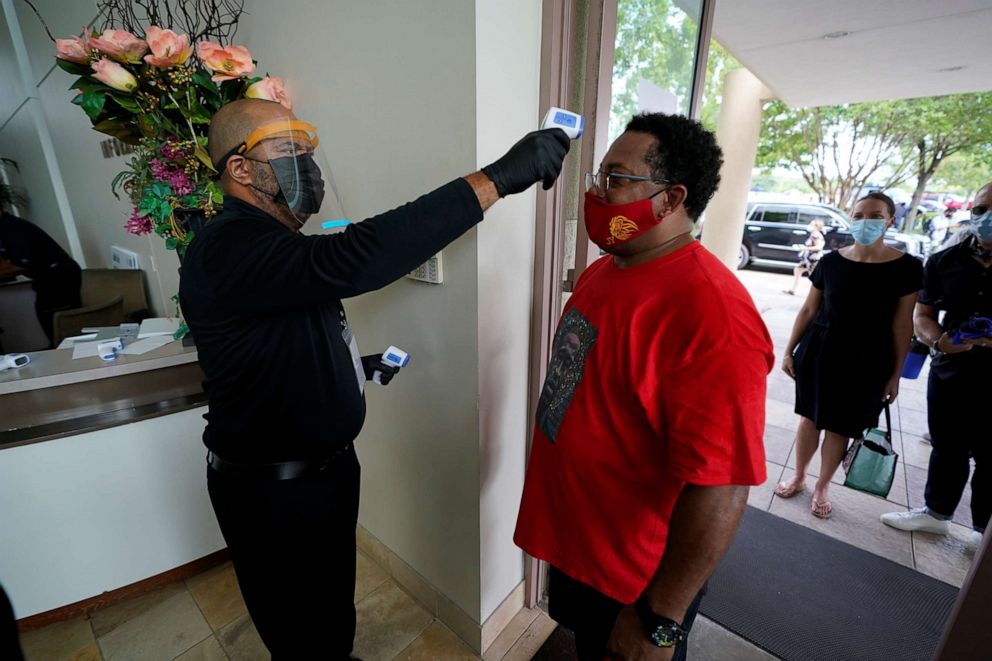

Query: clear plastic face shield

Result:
[217,119,326,226]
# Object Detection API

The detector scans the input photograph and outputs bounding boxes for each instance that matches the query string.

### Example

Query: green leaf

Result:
[194,145,216,173]
[192,68,220,96]
[165,236,179,251]
[79,87,107,120]
[55,59,93,76]
[109,93,141,114]
[92,118,139,143]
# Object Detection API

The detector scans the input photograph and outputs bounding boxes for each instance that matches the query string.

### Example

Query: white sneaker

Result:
[964,530,984,552]
[880,508,950,534]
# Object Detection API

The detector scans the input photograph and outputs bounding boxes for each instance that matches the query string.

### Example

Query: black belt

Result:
[207,443,353,480]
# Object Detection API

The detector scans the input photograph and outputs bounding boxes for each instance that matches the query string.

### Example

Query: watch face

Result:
[650,627,679,648]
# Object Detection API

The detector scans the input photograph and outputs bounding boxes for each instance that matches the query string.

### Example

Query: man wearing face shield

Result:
[881,181,992,553]
[178,98,569,659]
[514,113,773,661]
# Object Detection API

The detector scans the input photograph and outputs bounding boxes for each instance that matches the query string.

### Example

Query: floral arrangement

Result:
[54,26,292,255]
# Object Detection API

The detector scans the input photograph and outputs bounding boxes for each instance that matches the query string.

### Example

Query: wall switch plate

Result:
[111,245,140,270]
[406,253,443,284]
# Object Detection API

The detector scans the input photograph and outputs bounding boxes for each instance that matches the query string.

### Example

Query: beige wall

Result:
[476,0,542,621]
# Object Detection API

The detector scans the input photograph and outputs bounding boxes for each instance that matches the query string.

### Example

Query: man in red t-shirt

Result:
[515,113,773,661]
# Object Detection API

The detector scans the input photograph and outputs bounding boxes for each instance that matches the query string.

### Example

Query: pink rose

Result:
[56,35,90,64]
[88,28,148,63]
[143,26,193,69]
[245,76,293,110]
[197,41,255,83]
[91,58,138,92]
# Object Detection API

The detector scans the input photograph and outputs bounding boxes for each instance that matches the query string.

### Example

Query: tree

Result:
[610,0,737,138]
[898,93,992,229]
[929,149,992,201]
[756,101,914,212]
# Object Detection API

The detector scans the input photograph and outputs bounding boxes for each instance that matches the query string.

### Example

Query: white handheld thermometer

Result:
[541,107,584,140]
[0,353,29,371]
[374,345,410,385]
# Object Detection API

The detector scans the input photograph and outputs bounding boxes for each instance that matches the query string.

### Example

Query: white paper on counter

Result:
[72,340,108,359]
[121,336,175,355]
[57,334,97,349]
[138,317,180,338]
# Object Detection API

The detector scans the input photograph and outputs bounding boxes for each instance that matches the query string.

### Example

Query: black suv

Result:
[738,201,926,269]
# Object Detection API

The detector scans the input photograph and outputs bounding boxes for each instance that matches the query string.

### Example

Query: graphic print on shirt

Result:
[536,307,598,442]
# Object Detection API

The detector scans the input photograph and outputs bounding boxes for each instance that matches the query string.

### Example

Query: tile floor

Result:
[17,550,778,661]
[17,267,981,661]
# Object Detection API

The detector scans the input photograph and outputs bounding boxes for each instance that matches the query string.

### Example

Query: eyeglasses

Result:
[584,170,671,192]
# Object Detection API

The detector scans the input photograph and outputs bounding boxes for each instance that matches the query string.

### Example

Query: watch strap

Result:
[634,595,688,648]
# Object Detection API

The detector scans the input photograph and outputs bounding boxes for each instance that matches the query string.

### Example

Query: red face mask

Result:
[583,191,662,251]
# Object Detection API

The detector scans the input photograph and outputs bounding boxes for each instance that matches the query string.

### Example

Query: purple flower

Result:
[125,208,154,235]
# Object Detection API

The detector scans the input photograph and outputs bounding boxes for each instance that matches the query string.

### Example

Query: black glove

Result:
[482,128,571,197]
[361,354,399,386]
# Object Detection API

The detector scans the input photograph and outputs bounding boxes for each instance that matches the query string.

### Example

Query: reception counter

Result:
[0,340,225,620]
[1,339,206,448]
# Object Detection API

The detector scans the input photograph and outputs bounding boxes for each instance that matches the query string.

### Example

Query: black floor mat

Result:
[699,506,959,661]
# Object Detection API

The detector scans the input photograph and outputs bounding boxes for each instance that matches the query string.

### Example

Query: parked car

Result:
[737,202,927,270]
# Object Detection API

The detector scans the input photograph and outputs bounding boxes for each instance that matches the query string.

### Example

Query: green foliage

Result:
[611,1,741,136]
[610,0,698,138]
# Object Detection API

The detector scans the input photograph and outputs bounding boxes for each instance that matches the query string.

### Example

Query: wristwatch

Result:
[634,595,688,648]
[929,332,948,358]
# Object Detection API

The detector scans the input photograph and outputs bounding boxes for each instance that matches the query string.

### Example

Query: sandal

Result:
[811,498,833,519]
[774,481,806,498]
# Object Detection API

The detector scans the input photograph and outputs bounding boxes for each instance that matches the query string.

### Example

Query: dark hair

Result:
[856,191,895,217]
[623,112,723,220]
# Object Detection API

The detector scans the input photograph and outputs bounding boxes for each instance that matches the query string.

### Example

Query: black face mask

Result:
[248,153,326,217]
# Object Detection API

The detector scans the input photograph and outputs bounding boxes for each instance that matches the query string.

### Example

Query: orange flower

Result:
[88,28,148,63]
[245,76,293,110]
[143,26,193,69]
[91,58,138,92]
[56,34,90,64]
[197,41,255,83]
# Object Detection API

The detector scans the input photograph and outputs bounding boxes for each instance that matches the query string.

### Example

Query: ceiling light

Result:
[821,31,851,40]
[938,65,965,72]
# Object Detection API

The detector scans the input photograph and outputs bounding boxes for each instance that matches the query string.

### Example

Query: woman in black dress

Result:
[776,192,923,518]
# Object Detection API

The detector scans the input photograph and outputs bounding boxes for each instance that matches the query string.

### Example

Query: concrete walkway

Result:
[739,266,978,589]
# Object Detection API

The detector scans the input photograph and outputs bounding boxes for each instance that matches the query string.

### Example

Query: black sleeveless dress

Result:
[793,251,924,437]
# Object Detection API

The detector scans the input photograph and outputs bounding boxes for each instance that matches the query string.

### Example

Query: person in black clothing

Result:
[778,192,923,519]
[179,98,569,659]
[0,212,81,346]
[881,181,992,552]
[0,583,24,661]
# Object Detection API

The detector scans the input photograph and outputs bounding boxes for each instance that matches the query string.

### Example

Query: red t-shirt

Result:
[514,242,773,603]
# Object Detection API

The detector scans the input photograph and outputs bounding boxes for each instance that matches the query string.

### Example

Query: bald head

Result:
[208,98,296,169]
[976,181,992,207]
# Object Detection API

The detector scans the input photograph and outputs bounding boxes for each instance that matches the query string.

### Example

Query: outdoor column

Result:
[701,67,773,269]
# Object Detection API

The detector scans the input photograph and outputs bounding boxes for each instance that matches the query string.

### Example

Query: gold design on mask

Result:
[608,215,640,244]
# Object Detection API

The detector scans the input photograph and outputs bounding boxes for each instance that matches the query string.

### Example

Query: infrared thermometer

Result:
[373,345,410,385]
[541,107,584,140]
[0,353,29,371]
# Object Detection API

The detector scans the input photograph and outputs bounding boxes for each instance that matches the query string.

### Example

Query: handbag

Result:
[843,402,898,498]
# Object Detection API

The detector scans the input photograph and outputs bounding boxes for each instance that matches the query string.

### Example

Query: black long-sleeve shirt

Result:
[179,179,483,462]
[919,235,992,380]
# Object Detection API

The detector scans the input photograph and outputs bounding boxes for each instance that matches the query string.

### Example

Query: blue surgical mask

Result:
[971,211,992,242]
[850,219,887,245]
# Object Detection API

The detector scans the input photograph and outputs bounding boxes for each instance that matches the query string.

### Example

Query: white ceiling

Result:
[711,0,992,107]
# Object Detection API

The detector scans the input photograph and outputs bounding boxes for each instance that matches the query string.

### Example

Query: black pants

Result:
[1,582,24,661]
[548,567,705,661]
[925,361,989,531]
[207,447,361,660]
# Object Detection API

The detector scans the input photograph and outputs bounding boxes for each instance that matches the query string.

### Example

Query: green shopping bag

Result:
[843,402,898,498]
